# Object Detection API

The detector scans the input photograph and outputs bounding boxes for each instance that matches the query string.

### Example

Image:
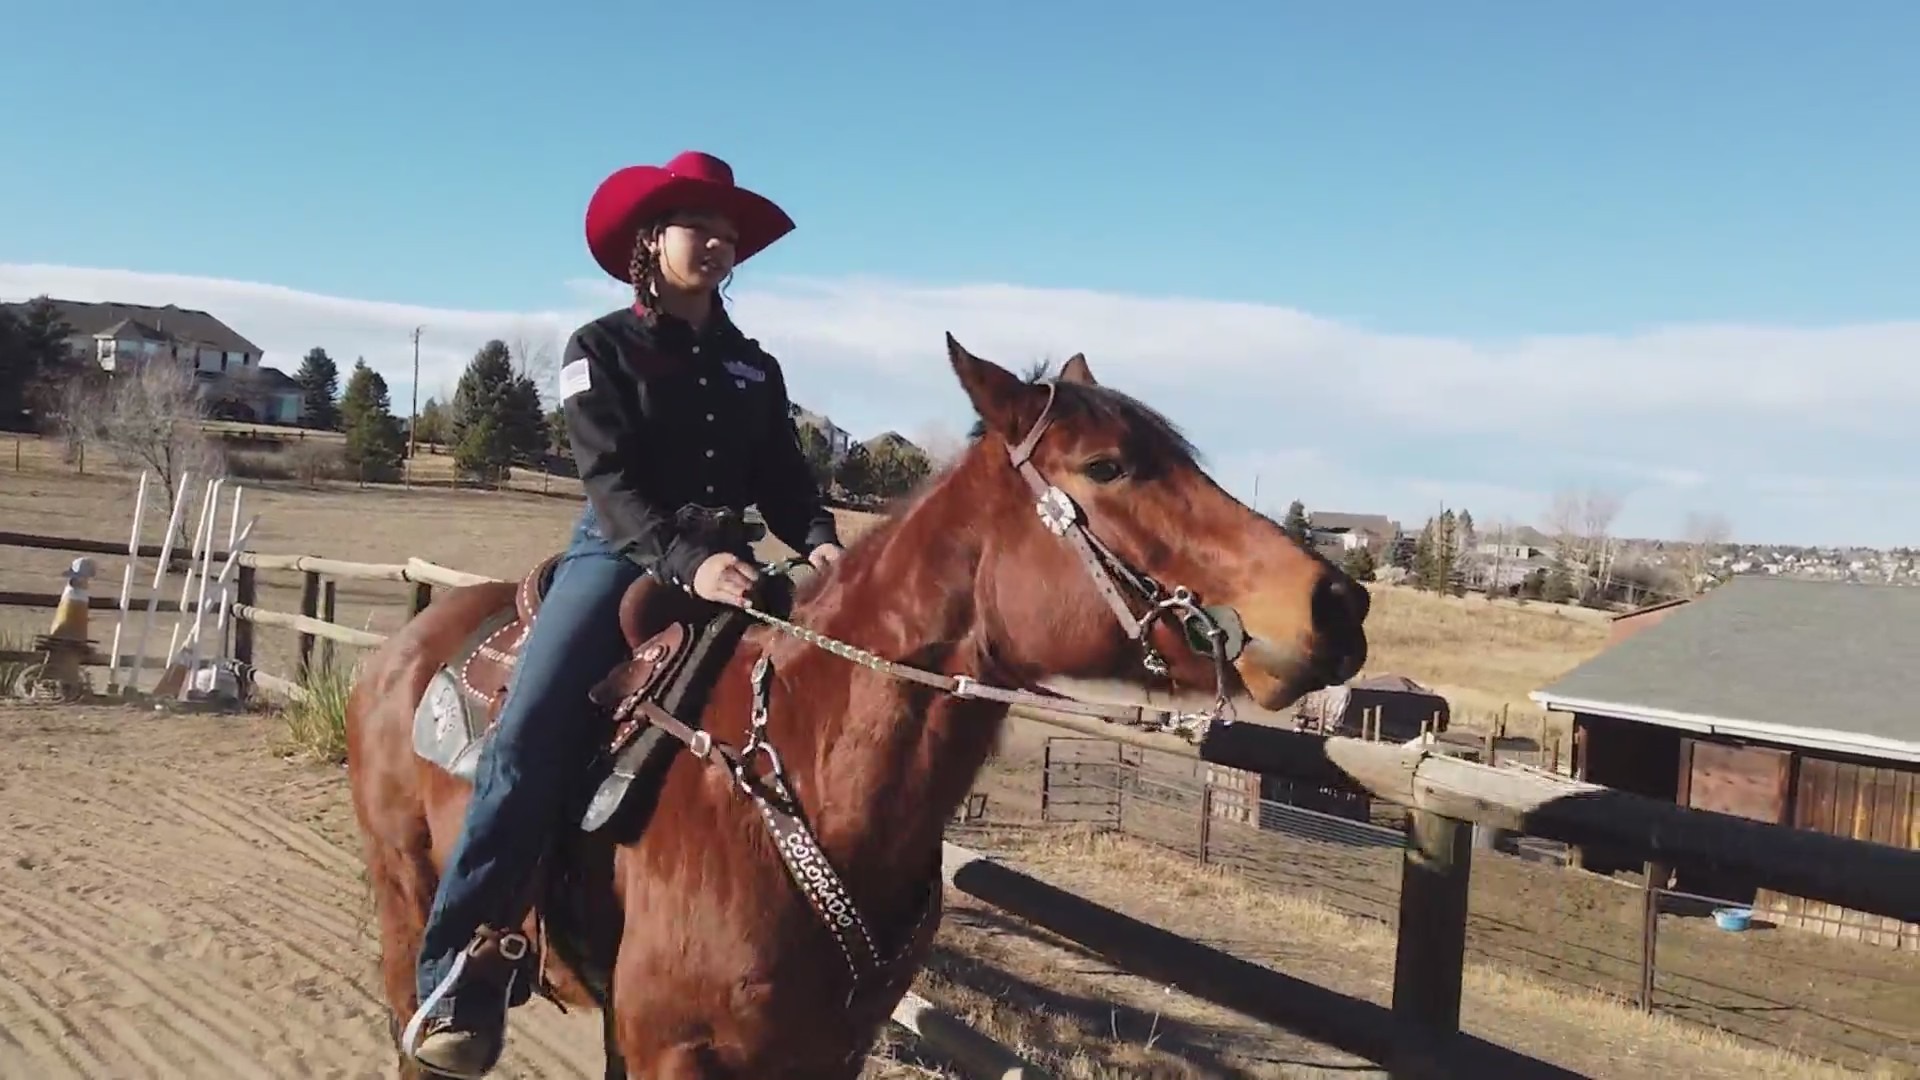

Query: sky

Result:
[3,1,1917,548]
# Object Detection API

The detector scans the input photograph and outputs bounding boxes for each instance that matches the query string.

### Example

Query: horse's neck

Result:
[772,457,1011,889]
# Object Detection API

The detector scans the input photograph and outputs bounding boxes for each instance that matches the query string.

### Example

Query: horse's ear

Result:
[1057,353,1096,386]
[948,333,1039,439]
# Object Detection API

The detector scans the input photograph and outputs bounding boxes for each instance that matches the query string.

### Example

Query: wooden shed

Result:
[1532,576,1920,951]
[1291,673,1452,742]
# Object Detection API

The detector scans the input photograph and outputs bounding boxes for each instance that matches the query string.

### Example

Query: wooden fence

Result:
[8,530,1920,1078]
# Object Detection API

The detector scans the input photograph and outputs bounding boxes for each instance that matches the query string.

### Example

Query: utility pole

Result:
[406,326,423,487]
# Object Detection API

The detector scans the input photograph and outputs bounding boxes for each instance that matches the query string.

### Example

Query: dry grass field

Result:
[2,433,1915,1079]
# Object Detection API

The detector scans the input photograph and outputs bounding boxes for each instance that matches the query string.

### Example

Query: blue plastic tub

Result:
[1712,906,1753,932]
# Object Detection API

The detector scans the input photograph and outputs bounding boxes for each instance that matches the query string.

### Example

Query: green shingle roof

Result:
[1532,576,1920,759]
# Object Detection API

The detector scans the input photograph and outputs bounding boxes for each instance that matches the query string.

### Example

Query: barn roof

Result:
[1531,576,1920,762]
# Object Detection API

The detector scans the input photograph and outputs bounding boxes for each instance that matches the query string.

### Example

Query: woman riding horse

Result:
[404,150,844,1077]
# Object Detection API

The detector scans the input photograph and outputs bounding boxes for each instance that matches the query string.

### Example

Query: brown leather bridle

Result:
[1004,378,1247,690]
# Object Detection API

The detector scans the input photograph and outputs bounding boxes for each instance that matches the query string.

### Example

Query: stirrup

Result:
[398,929,529,1073]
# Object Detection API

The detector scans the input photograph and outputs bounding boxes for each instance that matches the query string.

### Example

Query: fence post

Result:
[297,570,320,680]
[1199,785,1213,864]
[1040,740,1053,824]
[233,565,255,694]
[1639,859,1668,1012]
[1390,809,1473,1068]
[318,578,337,674]
[408,581,433,618]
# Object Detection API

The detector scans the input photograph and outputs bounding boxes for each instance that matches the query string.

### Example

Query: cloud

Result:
[4,262,1915,548]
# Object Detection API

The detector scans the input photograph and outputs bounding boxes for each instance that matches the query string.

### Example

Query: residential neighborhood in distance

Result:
[4,293,1909,596]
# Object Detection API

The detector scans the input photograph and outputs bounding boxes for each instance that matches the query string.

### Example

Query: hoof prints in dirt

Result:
[0,712,602,1079]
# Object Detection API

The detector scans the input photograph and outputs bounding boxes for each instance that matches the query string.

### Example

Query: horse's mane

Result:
[781,362,1199,616]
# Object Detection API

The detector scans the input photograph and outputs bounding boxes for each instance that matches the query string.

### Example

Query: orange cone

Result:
[39,557,97,692]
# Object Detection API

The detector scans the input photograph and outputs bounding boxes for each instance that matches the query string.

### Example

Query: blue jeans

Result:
[414,500,644,1016]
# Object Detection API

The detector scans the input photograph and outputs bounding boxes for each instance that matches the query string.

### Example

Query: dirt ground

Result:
[3,449,1917,1078]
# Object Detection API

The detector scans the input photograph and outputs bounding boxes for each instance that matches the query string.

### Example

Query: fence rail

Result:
[10,529,1919,1078]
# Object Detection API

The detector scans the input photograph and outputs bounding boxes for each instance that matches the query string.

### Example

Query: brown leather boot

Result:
[404,927,531,1078]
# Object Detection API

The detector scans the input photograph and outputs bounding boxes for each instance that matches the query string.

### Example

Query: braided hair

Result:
[627,216,735,329]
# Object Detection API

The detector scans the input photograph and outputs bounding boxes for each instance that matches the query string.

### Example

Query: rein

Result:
[613,378,1247,1011]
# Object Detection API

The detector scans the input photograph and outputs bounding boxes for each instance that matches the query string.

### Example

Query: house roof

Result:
[97,317,172,343]
[3,298,263,356]
[1531,575,1920,761]
[1310,511,1398,536]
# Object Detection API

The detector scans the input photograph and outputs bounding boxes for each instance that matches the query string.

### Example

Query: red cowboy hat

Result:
[584,150,795,283]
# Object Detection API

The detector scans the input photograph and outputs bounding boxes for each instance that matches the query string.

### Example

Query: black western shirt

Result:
[559,304,840,588]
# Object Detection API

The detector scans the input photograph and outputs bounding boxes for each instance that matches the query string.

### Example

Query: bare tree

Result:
[1541,485,1624,600]
[1675,510,1733,596]
[508,329,559,400]
[60,360,226,532]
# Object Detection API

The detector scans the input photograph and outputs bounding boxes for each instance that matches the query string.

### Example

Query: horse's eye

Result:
[1082,458,1126,484]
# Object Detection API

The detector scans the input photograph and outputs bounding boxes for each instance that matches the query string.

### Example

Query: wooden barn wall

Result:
[1674,739,1793,901]
[1571,713,1683,873]
[1755,753,1920,951]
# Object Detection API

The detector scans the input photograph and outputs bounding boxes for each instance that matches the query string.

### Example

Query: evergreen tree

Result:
[1433,508,1459,593]
[1544,557,1577,603]
[414,397,449,446]
[795,422,835,489]
[1412,518,1438,591]
[450,340,518,482]
[0,296,78,426]
[500,371,549,465]
[338,359,405,481]
[833,443,874,497]
[1281,500,1311,544]
[295,348,341,430]
[1340,545,1377,583]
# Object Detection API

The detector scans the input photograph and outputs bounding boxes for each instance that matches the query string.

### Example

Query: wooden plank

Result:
[230,604,387,650]
[248,668,309,703]
[0,529,227,565]
[1683,742,1792,824]
[238,552,412,581]
[888,991,1050,1079]
[0,591,189,613]
[404,557,497,589]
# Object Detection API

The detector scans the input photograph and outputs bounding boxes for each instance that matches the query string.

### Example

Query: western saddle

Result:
[455,516,791,771]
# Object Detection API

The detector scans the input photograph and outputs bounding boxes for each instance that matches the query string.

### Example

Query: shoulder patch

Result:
[559,358,592,399]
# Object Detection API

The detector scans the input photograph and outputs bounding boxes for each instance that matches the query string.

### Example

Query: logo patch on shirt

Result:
[723,359,767,384]
[559,358,592,399]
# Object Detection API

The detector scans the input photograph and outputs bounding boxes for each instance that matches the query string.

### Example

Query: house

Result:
[3,298,300,425]
[1308,511,1399,554]
[15,298,264,374]
[211,365,304,425]
[1531,576,1920,951]
[789,404,854,461]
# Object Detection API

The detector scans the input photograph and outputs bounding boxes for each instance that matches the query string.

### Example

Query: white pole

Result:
[184,480,243,676]
[128,469,193,692]
[179,515,258,698]
[166,478,220,664]
[212,484,245,663]
[108,470,150,693]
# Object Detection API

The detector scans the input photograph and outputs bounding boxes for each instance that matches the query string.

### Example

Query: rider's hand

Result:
[691,552,759,607]
[807,543,845,573]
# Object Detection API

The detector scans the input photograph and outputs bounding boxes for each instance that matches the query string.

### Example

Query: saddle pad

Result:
[410,606,516,783]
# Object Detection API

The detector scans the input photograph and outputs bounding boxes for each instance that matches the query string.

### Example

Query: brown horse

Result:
[345,335,1369,1078]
